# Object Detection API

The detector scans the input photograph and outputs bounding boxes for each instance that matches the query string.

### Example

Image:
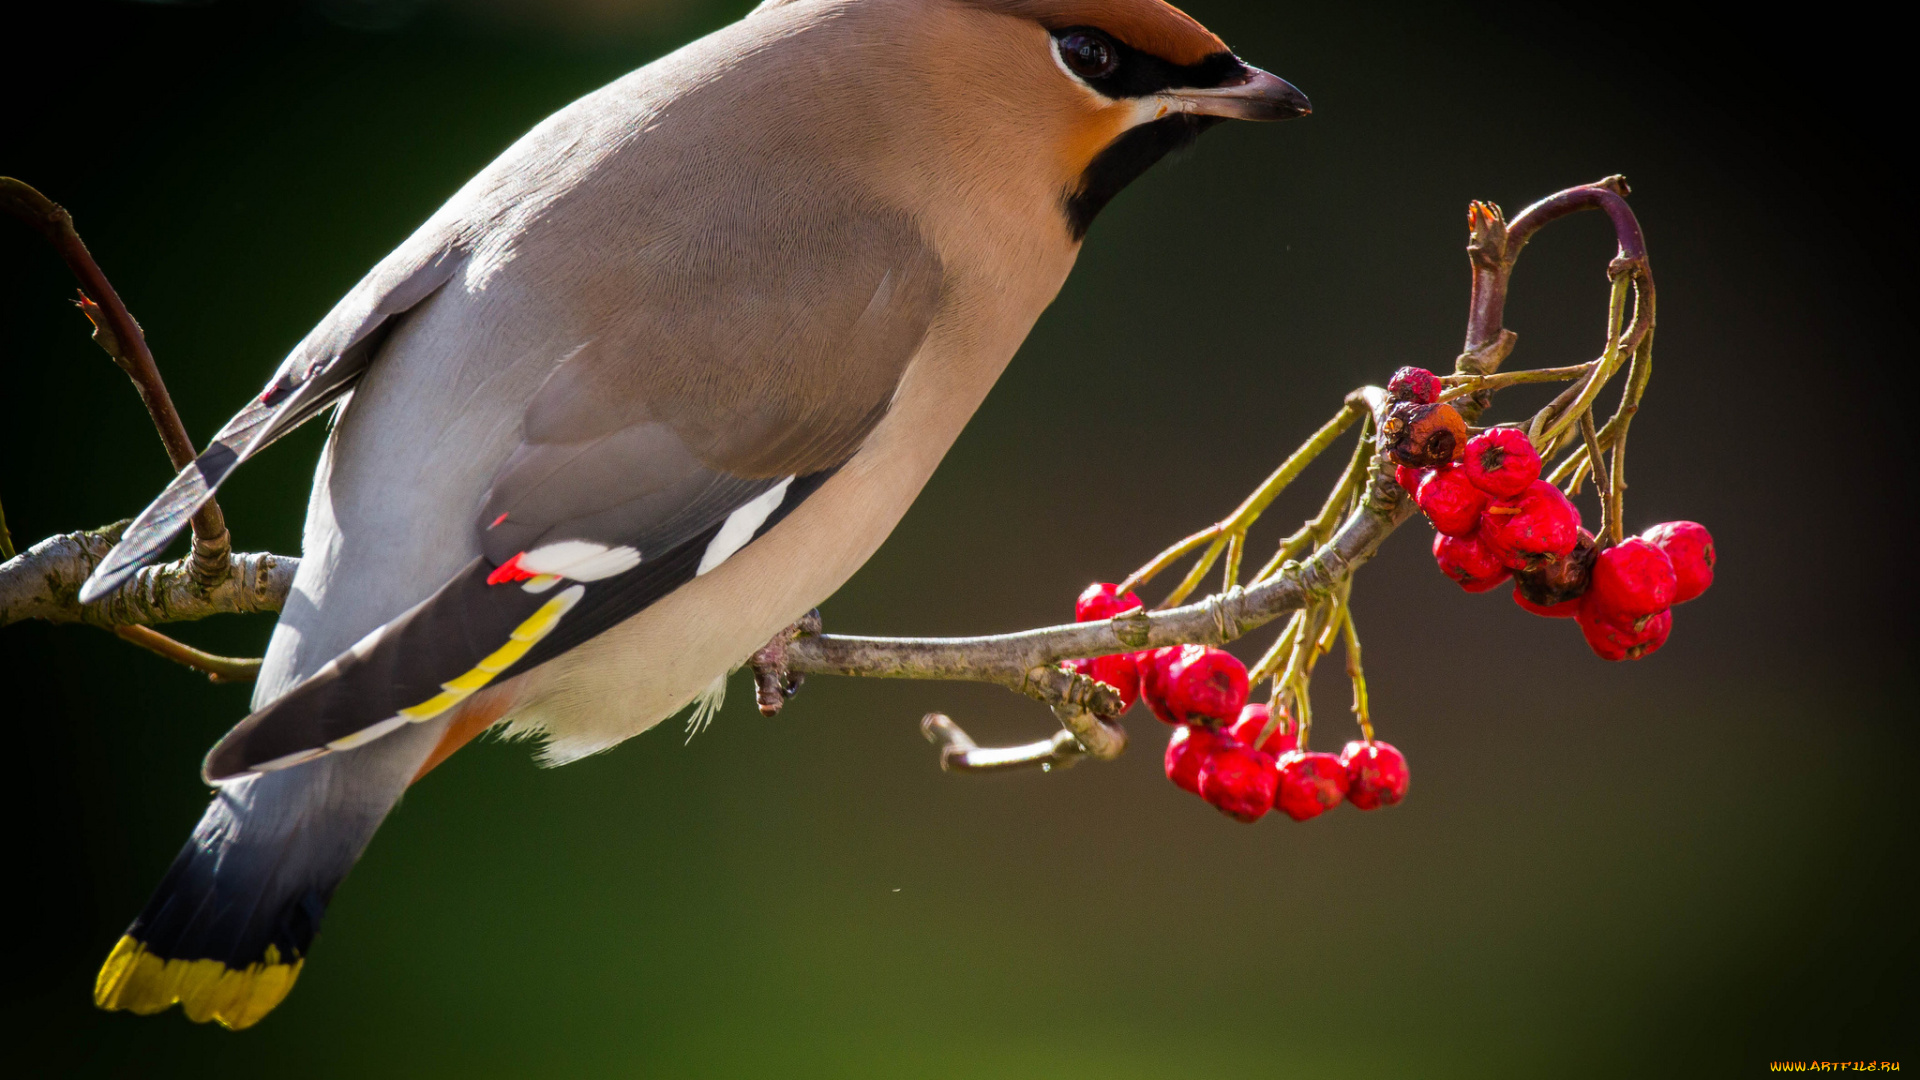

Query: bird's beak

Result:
[1167,63,1311,122]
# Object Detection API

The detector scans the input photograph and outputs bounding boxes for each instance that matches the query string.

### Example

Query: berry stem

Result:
[1249,412,1375,585]
[1117,523,1222,598]
[1248,608,1306,686]
[1159,533,1228,609]
[1438,362,1591,402]
[1218,402,1364,531]
[1608,428,1629,547]
[1341,605,1373,742]
[1221,531,1244,592]
[1604,332,1652,546]
[1531,275,1632,450]
[1579,411,1612,539]
[1120,402,1363,601]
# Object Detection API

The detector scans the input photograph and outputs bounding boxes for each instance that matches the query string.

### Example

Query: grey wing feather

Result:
[202,203,944,776]
[78,242,466,603]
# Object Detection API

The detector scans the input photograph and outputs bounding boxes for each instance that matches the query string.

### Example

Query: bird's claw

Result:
[750,608,821,716]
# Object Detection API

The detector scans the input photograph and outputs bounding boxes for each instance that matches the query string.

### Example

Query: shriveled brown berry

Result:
[1388,366,1443,405]
[1512,528,1597,611]
[1379,400,1468,468]
[1513,586,1582,618]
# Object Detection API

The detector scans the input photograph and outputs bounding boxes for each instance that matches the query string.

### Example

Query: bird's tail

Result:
[94,720,445,1029]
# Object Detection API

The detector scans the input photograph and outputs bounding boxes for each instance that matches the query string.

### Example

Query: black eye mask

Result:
[1051,26,1244,99]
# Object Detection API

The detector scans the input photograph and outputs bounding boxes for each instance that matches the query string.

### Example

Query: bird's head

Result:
[959,0,1310,238]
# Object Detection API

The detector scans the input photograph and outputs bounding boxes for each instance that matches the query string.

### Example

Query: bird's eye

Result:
[1058,31,1118,81]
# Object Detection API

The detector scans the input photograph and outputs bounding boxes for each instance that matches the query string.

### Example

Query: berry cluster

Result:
[1386,368,1715,661]
[1065,583,1410,824]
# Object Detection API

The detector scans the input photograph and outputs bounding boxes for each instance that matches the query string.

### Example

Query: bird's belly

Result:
[503,325,1016,763]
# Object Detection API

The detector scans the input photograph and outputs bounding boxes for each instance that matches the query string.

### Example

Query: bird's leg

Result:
[750,608,822,716]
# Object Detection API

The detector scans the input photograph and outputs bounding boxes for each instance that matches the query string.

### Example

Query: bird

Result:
[85,0,1307,1029]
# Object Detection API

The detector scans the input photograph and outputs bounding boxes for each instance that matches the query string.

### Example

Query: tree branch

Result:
[0,522,293,628]
[0,177,1651,777]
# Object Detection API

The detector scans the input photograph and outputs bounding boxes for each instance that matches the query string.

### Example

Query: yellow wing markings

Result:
[392,584,585,724]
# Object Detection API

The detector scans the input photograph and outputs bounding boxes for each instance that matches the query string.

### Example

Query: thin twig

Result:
[113,625,262,683]
[921,713,1086,773]
[0,177,231,584]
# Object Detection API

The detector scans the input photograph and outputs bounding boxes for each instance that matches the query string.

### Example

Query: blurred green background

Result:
[2,1,1911,1075]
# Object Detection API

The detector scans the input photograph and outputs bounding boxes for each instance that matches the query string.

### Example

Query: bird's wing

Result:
[202,220,944,782]
[79,240,466,603]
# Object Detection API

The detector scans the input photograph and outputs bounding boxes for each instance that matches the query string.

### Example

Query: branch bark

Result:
[0,523,293,629]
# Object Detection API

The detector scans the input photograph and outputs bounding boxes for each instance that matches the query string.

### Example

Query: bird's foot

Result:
[750,609,822,716]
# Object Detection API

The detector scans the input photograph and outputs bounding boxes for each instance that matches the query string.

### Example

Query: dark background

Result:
[2,0,1911,1075]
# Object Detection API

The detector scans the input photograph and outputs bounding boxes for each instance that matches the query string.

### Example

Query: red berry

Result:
[1586,537,1677,621]
[1388,366,1443,405]
[1164,644,1250,725]
[1137,647,1181,724]
[1340,741,1410,810]
[1641,521,1714,603]
[1433,531,1511,592]
[1063,655,1140,714]
[1513,584,1581,618]
[1274,751,1350,821]
[1198,743,1278,822]
[1076,581,1144,622]
[1229,702,1297,755]
[1416,464,1490,537]
[1394,463,1429,495]
[1479,480,1581,569]
[1164,724,1224,796]
[1576,604,1672,661]
[1460,428,1541,498]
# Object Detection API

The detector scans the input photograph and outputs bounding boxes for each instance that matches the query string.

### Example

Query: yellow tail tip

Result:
[93,935,303,1030]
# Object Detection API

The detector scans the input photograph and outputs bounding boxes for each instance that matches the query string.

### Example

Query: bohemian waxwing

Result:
[86,0,1307,1028]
